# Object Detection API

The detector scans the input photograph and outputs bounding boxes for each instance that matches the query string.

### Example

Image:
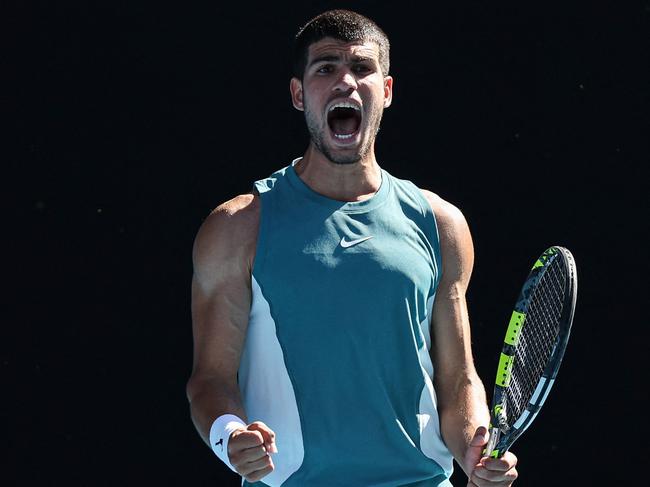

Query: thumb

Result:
[470,426,489,447]
[247,421,278,453]
[463,426,489,478]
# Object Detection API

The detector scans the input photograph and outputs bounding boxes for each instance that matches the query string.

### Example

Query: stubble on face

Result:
[299,40,388,166]
[303,94,384,165]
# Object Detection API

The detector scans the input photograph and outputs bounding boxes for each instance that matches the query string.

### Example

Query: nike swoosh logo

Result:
[340,236,373,248]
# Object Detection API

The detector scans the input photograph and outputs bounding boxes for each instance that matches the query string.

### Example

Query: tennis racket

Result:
[484,246,577,458]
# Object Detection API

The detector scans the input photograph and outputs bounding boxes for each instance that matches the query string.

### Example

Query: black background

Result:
[6,1,649,485]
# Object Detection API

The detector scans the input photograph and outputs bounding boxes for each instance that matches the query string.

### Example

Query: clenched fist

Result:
[228,421,278,483]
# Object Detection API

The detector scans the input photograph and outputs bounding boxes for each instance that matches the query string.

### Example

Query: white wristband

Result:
[209,414,247,472]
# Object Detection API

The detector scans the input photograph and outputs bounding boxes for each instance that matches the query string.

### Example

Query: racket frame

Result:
[484,246,577,458]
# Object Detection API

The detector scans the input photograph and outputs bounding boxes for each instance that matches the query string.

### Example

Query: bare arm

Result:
[422,190,517,485]
[422,190,487,471]
[186,193,259,444]
[186,193,277,483]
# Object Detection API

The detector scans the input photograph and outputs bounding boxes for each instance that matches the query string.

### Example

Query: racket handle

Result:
[484,427,500,458]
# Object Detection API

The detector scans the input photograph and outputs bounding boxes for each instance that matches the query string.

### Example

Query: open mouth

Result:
[327,102,362,141]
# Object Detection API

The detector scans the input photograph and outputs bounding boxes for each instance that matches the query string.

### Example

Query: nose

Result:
[333,69,357,92]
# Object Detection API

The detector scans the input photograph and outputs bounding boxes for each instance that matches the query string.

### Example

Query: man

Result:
[187,9,518,487]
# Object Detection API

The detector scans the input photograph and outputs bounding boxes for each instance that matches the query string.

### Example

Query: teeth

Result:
[334,133,354,139]
[329,102,360,112]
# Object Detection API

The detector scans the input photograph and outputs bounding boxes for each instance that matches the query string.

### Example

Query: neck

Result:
[294,144,382,202]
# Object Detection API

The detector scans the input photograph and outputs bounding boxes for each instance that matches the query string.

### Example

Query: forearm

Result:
[439,372,490,475]
[187,377,247,446]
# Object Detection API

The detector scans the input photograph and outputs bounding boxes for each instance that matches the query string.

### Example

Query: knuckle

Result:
[229,427,246,439]
[249,465,273,482]
[237,430,264,446]
[250,446,265,459]
[229,431,245,446]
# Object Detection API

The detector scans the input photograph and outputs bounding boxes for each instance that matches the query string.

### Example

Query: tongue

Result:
[331,117,358,136]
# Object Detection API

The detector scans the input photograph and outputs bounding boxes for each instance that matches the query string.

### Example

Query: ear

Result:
[383,76,393,108]
[290,77,304,111]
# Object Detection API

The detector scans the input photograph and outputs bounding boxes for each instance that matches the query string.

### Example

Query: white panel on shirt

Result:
[238,276,304,486]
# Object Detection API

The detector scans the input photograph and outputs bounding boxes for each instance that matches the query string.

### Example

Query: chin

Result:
[329,156,360,166]
[321,143,367,165]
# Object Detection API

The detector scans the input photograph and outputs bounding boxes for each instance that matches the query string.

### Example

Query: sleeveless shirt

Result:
[238,159,454,486]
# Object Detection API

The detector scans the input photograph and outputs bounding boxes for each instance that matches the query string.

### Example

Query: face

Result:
[290,37,393,165]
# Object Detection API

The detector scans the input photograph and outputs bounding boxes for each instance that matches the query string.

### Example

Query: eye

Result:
[353,63,373,75]
[316,64,333,74]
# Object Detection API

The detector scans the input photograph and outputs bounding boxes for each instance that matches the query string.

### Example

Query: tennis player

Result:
[187,9,518,487]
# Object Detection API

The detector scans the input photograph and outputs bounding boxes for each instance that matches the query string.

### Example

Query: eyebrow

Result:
[308,54,375,68]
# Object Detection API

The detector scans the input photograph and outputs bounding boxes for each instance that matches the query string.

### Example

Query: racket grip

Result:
[484,427,500,458]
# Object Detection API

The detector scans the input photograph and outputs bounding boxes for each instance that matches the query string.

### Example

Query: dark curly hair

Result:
[292,9,390,79]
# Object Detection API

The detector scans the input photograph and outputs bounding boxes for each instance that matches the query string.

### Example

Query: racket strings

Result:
[504,259,566,427]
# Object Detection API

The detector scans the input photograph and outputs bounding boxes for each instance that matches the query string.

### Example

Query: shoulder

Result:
[418,188,474,283]
[192,193,260,280]
[418,189,470,237]
[194,193,260,249]
[204,192,259,230]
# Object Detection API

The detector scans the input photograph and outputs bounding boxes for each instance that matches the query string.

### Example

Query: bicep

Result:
[189,197,258,386]
[424,194,478,402]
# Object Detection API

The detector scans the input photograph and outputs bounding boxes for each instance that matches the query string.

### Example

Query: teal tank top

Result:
[238,159,454,486]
